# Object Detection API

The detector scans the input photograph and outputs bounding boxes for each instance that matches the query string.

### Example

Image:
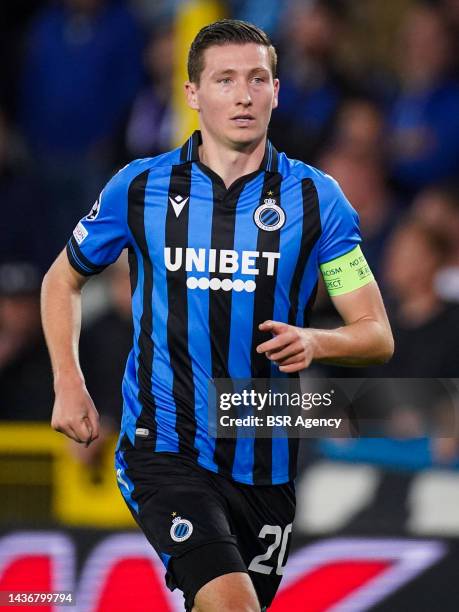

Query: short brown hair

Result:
[187,19,277,84]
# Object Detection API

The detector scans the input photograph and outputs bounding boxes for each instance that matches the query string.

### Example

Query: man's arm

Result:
[41,249,99,445]
[256,281,394,373]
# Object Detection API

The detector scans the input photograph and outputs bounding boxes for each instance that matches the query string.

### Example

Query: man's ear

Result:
[272,78,280,110]
[185,81,199,111]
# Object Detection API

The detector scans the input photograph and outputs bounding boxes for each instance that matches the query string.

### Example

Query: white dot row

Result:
[186,277,257,292]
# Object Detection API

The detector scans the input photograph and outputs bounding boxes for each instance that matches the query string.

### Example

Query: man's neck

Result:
[198,132,267,189]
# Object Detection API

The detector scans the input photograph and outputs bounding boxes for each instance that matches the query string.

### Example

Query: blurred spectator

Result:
[318,219,459,465]
[309,98,394,330]
[130,0,179,26]
[0,0,44,115]
[310,147,396,335]
[270,0,352,161]
[439,0,459,74]
[413,183,459,257]
[377,219,459,377]
[0,108,51,272]
[430,388,459,464]
[339,0,412,94]
[228,0,284,36]
[318,218,459,380]
[125,26,174,159]
[319,149,397,281]
[387,3,459,194]
[326,97,386,163]
[412,183,459,302]
[18,0,144,258]
[0,262,54,421]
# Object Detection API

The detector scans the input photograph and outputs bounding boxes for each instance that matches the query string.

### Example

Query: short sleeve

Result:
[66,166,131,276]
[317,175,362,265]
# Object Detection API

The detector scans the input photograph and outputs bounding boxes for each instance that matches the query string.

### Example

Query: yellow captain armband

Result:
[320,245,374,296]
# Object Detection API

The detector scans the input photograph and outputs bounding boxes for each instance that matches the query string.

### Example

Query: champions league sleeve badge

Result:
[253,198,286,232]
[86,195,101,221]
[170,515,193,542]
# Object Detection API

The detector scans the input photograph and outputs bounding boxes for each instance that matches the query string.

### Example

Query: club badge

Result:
[254,198,286,232]
[170,515,193,542]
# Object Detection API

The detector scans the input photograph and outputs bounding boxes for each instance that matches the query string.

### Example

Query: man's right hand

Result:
[51,381,100,447]
[42,250,98,447]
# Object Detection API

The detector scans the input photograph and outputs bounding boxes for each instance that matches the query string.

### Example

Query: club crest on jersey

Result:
[86,196,101,221]
[254,198,286,232]
[170,516,193,542]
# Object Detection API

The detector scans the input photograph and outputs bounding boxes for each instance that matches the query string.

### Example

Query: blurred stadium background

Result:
[1,0,459,610]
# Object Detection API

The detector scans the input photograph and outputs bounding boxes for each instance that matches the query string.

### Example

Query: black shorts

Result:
[116,443,296,611]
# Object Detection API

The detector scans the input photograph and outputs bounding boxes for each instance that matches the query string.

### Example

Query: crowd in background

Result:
[1,0,459,466]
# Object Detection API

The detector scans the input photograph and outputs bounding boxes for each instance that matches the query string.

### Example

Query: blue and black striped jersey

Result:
[67,131,361,485]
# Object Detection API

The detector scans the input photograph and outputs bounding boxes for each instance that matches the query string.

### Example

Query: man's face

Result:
[186,43,279,150]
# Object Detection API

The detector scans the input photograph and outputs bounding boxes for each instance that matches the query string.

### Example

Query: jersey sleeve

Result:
[66,166,131,276]
[317,174,362,264]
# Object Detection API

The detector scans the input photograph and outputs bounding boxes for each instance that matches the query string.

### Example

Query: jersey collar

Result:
[179,130,279,173]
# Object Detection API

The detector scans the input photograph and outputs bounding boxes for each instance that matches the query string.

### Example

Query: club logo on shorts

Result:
[254,198,286,232]
[170,516,193,542]
[86,196,101,221]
